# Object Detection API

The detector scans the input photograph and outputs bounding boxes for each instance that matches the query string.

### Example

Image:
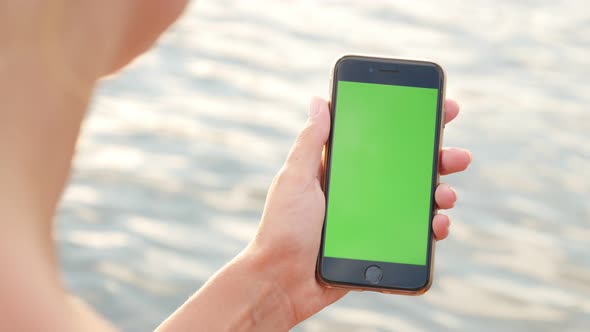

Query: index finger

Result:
[444,99,460,124]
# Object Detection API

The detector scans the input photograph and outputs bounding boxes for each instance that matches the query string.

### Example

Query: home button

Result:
[364,265,383,284]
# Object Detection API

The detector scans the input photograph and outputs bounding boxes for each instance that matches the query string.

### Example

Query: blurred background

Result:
[57,0,590,331]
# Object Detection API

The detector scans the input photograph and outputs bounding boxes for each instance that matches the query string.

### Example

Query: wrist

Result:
[157,248,295,332]
[235,250,297,330]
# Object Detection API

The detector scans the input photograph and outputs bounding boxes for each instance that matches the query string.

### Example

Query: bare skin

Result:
[0,2,472,331]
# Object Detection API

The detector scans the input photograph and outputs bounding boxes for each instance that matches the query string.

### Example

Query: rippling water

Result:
[57,1,590,331]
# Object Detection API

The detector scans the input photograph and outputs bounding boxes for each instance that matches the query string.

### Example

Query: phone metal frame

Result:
[316,54,447,295]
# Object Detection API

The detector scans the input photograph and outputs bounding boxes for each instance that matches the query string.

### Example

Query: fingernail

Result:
[308,97,321,119]
[463,149,473,163]
[450,186,457,201]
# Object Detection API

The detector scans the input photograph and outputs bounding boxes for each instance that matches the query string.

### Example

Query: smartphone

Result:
[317,55,445,295]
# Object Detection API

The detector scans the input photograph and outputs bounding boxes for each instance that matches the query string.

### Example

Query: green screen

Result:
[324,80,439,266]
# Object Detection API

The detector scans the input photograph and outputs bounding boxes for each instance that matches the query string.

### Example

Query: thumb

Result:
[283,97,330,179]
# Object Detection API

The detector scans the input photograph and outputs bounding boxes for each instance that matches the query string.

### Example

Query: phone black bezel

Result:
[317,55,445,293]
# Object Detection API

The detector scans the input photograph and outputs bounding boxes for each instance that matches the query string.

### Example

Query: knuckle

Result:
[296,122,316,143]
[273,166,309,188]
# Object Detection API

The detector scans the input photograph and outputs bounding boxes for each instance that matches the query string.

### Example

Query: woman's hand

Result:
[248,97,472,326]
[158,97,471,331]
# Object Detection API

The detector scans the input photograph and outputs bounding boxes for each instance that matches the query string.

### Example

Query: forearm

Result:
[156,249,295,332]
